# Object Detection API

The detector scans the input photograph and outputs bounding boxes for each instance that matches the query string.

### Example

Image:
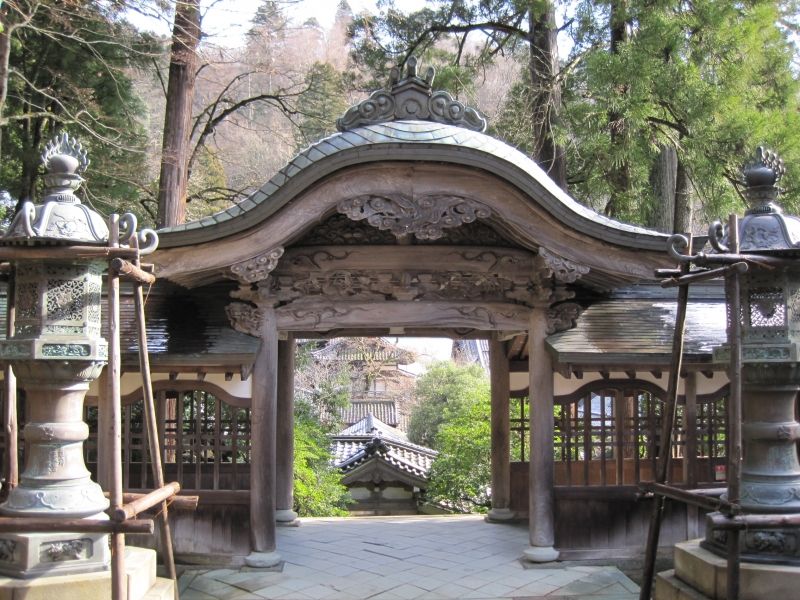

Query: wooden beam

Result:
[112,482,180,522]
[625,369,636,380]
[489,339,511,517]
[277,245,536,278]
[0,246,138,261]
[0,518,153,535]
[275,300,531,331]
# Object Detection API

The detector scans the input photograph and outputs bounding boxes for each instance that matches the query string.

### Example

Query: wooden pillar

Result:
[523,306,559,562]
[683,372,698,488]
[245,306,282,567]
[488,338,513,521]
[275,335,299,525]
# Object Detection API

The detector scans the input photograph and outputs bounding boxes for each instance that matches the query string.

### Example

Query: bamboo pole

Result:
[0,517,153,535]
[3,269,17,500]
[106,492,199,512]
[0,246,138,260]
[641,482,730,512]
[112,482,180,522]
[111,258,156,285]
[725,214,742,600]
[640,235,692,600]
[107,216,127,600]
[709,512,800,530]
[132,237,177,581]
[660,262,748,288]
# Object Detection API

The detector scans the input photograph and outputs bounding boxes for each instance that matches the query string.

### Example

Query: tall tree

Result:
[565,0,800,228]
[157,0,201,227]
[407,361,490,448]
[350,0,568,189]
[294,62,349,148]
[0,1,156,217]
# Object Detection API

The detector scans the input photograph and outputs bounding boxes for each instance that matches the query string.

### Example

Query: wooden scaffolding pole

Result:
[639,235,692,600]
[107,216,127,600]
[725,214,742,600]
[129,236,177,580]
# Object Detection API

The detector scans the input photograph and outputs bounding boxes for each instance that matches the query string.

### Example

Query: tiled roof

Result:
[453,339,490,370]
[341,401,398,428]
[158,120,671,252]
[337,413,408,443]
[547,298,728,365]
[331,414,437,482]
[0,281,258,367]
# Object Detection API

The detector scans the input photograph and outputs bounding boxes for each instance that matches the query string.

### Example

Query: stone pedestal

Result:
[0,360,109,579]
[0,546,174,600]
[655,540,800,600]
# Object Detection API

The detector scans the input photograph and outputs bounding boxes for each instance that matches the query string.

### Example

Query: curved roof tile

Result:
[158,120,670,251]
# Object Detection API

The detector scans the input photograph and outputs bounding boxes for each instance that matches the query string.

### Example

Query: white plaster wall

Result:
[381,486,413,500]
[83,370,253,399]
[510,369,728,397]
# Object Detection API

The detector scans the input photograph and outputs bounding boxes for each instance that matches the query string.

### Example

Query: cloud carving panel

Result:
[337,194,491,241]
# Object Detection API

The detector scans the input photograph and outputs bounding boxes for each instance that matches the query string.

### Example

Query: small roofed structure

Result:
[331,414,437,515]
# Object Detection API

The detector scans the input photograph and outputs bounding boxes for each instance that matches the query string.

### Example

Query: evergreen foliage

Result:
[292,343,352,516]
[407,361,492,512]
[350,0,800,230]
[407,361,489,448]
[562,0,800,226]
[0,2,159,221]
[295,62,350,149]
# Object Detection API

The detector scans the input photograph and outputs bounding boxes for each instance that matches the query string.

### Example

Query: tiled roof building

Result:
[331,414,437,515]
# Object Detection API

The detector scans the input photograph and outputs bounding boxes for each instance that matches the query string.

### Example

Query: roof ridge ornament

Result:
[336,56,487,132]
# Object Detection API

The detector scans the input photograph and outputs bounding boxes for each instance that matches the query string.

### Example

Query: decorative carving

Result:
[743,346,791,361]
[547,302,582,334]
[0,540,17,562]
[742,224,784,250]
[537,248,590,284]
[299,214,398,245]
[431,220,512,246]
[41,344,91,357]
[286,306,354,327]
[41,539,91,562]
[225,302,264,337]
[41,132,89,174]
[741,483,800,505]
[336,56,487,132]
[298,214,513,247]
[228,248,284,283]
[337,194,491,241]
[749,287,786,327]
[284,249,352,270]
[745,531,797,554]
[271,268,536,307]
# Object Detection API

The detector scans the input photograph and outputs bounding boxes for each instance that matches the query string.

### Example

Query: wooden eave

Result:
[150,122,674,291]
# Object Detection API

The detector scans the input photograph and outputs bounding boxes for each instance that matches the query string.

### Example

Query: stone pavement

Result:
[179,515,640,600]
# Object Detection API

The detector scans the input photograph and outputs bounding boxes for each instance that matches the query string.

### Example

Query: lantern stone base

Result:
[0,546,173,600]
[654,540,800,600]
[0,531,109,579]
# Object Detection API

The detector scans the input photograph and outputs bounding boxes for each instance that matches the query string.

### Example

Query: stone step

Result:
[127,546,158,600]
[655,569,711,600]
[0,545,160,600]
[141,577,176,600]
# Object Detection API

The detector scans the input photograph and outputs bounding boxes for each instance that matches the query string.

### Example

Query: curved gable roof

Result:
[158,120,670,253]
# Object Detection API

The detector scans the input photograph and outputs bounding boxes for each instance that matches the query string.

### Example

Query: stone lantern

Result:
[701,147,800,565]
[0,133,118,578]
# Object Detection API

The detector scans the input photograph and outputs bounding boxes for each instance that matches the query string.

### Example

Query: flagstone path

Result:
[179,515,640,600]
